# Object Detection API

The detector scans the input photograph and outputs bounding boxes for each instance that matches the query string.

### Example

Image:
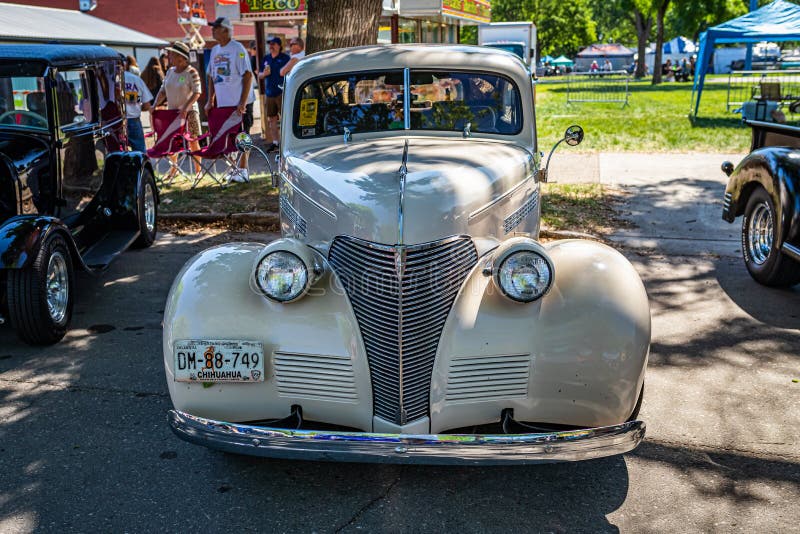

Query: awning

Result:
[0,2,166,48]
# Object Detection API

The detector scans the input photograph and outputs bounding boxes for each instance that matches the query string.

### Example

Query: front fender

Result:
[723,148,800,244]
[163,241,374,431]
[0,215,82,270]
[431,239,650,433]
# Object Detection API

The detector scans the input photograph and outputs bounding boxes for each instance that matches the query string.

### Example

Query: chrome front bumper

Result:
[168,410,646,465]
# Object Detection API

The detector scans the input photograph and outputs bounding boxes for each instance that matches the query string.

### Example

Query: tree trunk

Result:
[306,0,384,54]
[651,0,670,85]
[633,11,652,79]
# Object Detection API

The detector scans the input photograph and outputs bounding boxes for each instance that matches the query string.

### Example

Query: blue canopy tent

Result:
[691,0,800,116]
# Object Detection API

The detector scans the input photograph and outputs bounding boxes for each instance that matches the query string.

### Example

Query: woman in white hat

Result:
[153,41,202,175]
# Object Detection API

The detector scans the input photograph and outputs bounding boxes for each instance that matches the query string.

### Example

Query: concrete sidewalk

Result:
[548,151,748,257]
[549,151,746,186]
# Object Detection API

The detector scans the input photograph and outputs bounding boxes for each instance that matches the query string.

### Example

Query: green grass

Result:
[159,173,278,214]
[540,183,625,235]
[535,77,754,153]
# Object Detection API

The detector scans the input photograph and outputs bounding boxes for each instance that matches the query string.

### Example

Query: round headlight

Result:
[497,250,553,302]
[255,251,308,302]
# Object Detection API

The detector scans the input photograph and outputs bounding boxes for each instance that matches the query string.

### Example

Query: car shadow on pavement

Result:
[2,227,799,531]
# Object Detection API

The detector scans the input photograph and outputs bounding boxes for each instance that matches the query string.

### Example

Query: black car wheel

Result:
[7,233,75,345]
[133,169,158,248]
[742,187,800,287]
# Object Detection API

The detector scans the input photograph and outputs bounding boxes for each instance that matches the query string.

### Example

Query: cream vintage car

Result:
[163,45,650,464]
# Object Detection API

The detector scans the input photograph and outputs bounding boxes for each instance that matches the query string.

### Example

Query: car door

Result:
[55,67,108,232]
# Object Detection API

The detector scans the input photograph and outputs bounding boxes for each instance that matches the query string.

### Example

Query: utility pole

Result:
[743,0,757,70]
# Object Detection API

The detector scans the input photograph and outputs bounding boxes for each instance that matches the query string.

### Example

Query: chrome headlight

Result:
[255,251,308,302]
[496,250,553,302]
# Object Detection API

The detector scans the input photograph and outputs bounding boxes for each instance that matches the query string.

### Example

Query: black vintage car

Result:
[722,119,800,287]
[0,45,158,344]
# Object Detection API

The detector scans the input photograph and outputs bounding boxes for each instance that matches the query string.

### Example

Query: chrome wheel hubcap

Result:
[144,182,155,234]
[46,251,69,323]
[747,202,773,265]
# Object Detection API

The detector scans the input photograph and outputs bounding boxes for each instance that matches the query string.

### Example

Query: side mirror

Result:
[564,125,584,146]
[538,124,585,183]
[721,161,734,177]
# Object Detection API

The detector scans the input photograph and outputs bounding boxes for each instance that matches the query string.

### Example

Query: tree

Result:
[651,0,671,84]
[628,1,655,79]
[306,0,383,54]
[491,0,597,57]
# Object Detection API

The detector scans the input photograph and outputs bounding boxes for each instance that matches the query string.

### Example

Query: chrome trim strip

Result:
[279,196,308,237]
[503,190,539,234]
[782,242,800,262]
[403,68,410,130]
[286,180,337,220]
[169,410,646,465]
[469,176,533,221]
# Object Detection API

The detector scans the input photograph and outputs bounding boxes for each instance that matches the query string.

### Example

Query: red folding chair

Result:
[146,109,193,185]
[189,106,246,188]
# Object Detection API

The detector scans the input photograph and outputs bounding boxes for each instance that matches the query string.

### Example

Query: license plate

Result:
[174,340,264,383]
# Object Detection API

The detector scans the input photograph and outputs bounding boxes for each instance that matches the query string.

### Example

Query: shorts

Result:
[266,95,282,118]
[242,102,254,133]
[185,110,201,137]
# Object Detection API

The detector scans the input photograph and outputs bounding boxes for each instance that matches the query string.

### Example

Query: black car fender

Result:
[0,215,88,271]
[102,151,158,231]
[723,147,800,245]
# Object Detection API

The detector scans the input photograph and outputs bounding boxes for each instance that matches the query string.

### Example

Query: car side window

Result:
[55,69,95,129]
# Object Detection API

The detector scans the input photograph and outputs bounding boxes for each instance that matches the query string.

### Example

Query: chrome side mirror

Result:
[538,124,585,183]
[721,161,734,177]
[564,125,584,146]
[235,132,254,152]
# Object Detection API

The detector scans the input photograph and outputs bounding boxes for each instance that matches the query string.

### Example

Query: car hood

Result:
[284,137,536,246]
[0,129,49,178]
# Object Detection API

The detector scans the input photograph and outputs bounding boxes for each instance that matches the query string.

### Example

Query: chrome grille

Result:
[273,351,357,403]
[504,190,539,234]
[328,235,478,424]
[446,354,530,402]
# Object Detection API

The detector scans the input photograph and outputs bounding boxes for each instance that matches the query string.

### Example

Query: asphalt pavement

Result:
[1,153,799,532]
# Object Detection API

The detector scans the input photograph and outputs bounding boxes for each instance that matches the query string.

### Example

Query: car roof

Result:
[0,44,121,66]
[290,44,530,86]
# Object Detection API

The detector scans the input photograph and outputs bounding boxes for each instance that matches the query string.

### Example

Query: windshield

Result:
[0,75,48,130]
[293,69,522,139]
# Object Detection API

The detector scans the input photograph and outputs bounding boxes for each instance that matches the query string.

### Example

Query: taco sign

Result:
[239,0,306,17]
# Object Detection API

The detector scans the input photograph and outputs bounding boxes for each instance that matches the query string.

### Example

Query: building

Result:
[0,2,167,63]
[19,0,257,44]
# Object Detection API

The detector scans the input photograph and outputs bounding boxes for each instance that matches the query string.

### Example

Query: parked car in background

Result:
[163,45,650,464]
[0,45,158,344]
[722,119,800,286]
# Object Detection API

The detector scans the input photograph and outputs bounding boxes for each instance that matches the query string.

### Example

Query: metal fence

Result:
[726,70,800,110]
[566,71,631,107]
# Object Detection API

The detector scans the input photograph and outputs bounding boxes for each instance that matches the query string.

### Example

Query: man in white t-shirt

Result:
[123,59,153,153]
[280,37,306,77]
[205,16,255,181]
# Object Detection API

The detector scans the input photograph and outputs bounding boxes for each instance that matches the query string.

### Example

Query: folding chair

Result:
[189,106,246,188]
[146,109,193,185]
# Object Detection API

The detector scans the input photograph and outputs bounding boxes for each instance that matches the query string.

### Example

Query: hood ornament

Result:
[397,139,409,247]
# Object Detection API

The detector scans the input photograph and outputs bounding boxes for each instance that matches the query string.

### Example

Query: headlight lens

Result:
[256,251,308,302]
[497,250,553,302]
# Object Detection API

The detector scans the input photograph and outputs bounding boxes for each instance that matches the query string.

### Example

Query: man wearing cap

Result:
[258,37,289,151]
[206,16,255,181]
[280,37,306,78]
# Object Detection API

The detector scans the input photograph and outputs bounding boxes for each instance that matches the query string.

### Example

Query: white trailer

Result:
[478,22,537,67]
